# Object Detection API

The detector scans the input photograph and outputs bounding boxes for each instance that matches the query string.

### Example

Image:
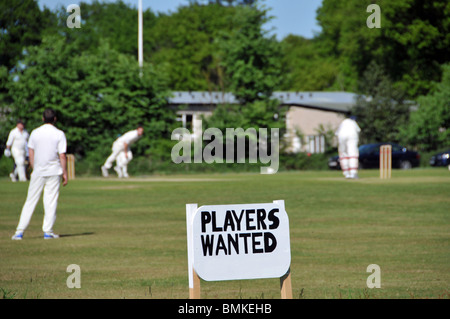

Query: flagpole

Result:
[138,0,143,76]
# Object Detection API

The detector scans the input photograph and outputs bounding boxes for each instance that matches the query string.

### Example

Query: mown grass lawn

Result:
[0,169,449,299]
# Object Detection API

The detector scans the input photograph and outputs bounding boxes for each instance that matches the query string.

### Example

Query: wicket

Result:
[67,154,75,180]
[380,145,392,179]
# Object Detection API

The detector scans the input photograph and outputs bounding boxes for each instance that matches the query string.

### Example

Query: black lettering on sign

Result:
[232,210,245,231]
[264,232,277,253]
[228,233,239,255]
[211,211,223,232]
[198,206,282,256]
[201,211,211,233]
[215,234,227,255]
[268,208,280,229]
[200,232,278,256]
[201,234,214,256]
[240,233,251,254]
[252,232,264,253]
[246,209,256,230]
[223,210,235,232]
[256,209,267,230]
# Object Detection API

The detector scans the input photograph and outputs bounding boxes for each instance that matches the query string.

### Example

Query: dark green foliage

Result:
[280,35,339,91]
[0,0,53,70]
[218,4,283,103]
[315,0,450,97]
[148,3,239,91]
[6,36,174,163]
[351,62,409,144]
[1,0,449,173]
[400,64,450,151]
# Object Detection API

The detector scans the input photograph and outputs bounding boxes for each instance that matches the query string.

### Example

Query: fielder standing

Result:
[101,125,143,177]
[4,120,29,182]
[335,116,361,179]
[11,109,68,240]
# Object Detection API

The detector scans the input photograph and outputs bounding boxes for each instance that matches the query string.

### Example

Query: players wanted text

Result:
[200,208,280,256]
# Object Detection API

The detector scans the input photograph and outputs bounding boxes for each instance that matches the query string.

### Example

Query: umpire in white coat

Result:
[11,109,68,240]
[335,116,361,179]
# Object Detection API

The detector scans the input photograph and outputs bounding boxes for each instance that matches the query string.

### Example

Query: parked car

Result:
[429,149,450,169]
[328,143,420,170]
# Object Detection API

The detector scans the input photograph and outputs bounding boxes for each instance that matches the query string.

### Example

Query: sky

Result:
[37,0,323,40]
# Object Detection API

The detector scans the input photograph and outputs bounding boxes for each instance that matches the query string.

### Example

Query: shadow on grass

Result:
[59,232,94,238]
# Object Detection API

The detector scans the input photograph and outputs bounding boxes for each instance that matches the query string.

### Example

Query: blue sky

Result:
[38,0,323,40]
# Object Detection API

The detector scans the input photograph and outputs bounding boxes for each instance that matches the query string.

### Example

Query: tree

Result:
[149,3,239,91]
[45,0,157,58]
[351,62,409,144]
[0,0,55,71]
[401,64,450,151]
[315,0,450,97]
[201,3,286,163]
[218,4,283,103]
[7,35,174,162]
[280,35,339,91]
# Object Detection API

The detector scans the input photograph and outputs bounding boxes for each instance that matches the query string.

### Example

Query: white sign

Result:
[186,200,291,282]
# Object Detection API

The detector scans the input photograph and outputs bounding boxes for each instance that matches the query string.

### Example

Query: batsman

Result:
[335,116,361,179]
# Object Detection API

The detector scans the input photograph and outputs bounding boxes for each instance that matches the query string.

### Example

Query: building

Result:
[168,91,359,153]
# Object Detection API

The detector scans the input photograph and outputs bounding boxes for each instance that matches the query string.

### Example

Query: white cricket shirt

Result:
[116,129,141,146]
[28,124,67,176]
[6,127,29,151]
[335,119,361,139]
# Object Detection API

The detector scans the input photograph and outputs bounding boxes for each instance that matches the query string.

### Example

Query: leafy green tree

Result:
[218,4,283,103]
[149,3,239,91]
[7,35,174,162]
[280,35,339,91]
[202,3,286,163]
[351,62,409,144]
[0,0,55,70]
[316,0,450,97]
[46,0,157,58]
[401,64,450,151]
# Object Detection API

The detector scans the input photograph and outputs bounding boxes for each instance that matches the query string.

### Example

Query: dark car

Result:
[328,143,420,170]
[429,149,450,168]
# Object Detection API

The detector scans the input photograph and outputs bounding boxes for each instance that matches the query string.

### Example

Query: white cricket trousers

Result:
[115,150,132,177]
[338,136,359,178]
[103,142,124,169]
[12,147,27,181]
[16,174,62,233]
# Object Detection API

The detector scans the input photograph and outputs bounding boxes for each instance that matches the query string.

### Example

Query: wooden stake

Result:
[189,269,201,299]
[280,269,293,299]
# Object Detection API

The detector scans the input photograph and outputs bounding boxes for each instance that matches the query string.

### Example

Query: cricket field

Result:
[0,169,449,299]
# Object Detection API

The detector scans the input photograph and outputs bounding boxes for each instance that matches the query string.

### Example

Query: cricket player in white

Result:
[11,109,68,240]
[4,120,29,182]
[115,149,133,178]
[335,116,361,179]
[101,125,143,177]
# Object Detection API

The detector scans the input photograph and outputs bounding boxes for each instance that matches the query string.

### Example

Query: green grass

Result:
[0,169,449,299]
